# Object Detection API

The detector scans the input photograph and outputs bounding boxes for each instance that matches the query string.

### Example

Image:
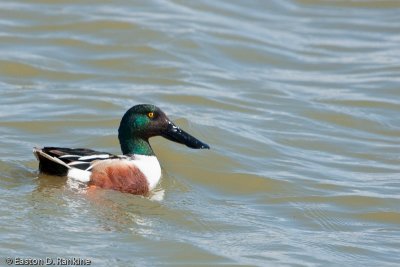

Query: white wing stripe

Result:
[78,154,111,160]
[68,161,90,166]
[59,154,81,158]
[85,165,94,171]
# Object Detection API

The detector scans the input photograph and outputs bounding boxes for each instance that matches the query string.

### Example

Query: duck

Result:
[33,104,210,195]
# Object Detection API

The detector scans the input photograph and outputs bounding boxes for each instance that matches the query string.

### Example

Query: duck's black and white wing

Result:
[33,147,128,182]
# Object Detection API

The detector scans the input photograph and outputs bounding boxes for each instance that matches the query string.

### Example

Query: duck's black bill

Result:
[162,121,210,149]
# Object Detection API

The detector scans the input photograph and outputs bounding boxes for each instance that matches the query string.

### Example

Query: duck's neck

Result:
[119,136,155,156]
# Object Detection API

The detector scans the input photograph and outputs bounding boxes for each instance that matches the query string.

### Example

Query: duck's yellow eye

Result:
[148,112,154,118]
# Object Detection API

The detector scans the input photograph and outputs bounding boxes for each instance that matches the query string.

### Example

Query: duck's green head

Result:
[118,104,210,156]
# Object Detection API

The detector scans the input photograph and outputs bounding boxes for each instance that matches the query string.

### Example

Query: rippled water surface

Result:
[1,0,400,266]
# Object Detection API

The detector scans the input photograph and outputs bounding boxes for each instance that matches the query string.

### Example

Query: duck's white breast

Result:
[131,155,161,190]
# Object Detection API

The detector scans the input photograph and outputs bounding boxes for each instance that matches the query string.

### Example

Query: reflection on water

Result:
[0,0,399,266]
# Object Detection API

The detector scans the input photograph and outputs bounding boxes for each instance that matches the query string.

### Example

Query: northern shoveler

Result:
[33,104,209,195]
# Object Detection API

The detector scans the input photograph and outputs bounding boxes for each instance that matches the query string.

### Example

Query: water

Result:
[1,0,399,266]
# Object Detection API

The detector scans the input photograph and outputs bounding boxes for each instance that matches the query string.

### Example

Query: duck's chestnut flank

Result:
[89,160,149,195]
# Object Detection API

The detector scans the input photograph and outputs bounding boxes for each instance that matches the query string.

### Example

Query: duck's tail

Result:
[33,147,70,176]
